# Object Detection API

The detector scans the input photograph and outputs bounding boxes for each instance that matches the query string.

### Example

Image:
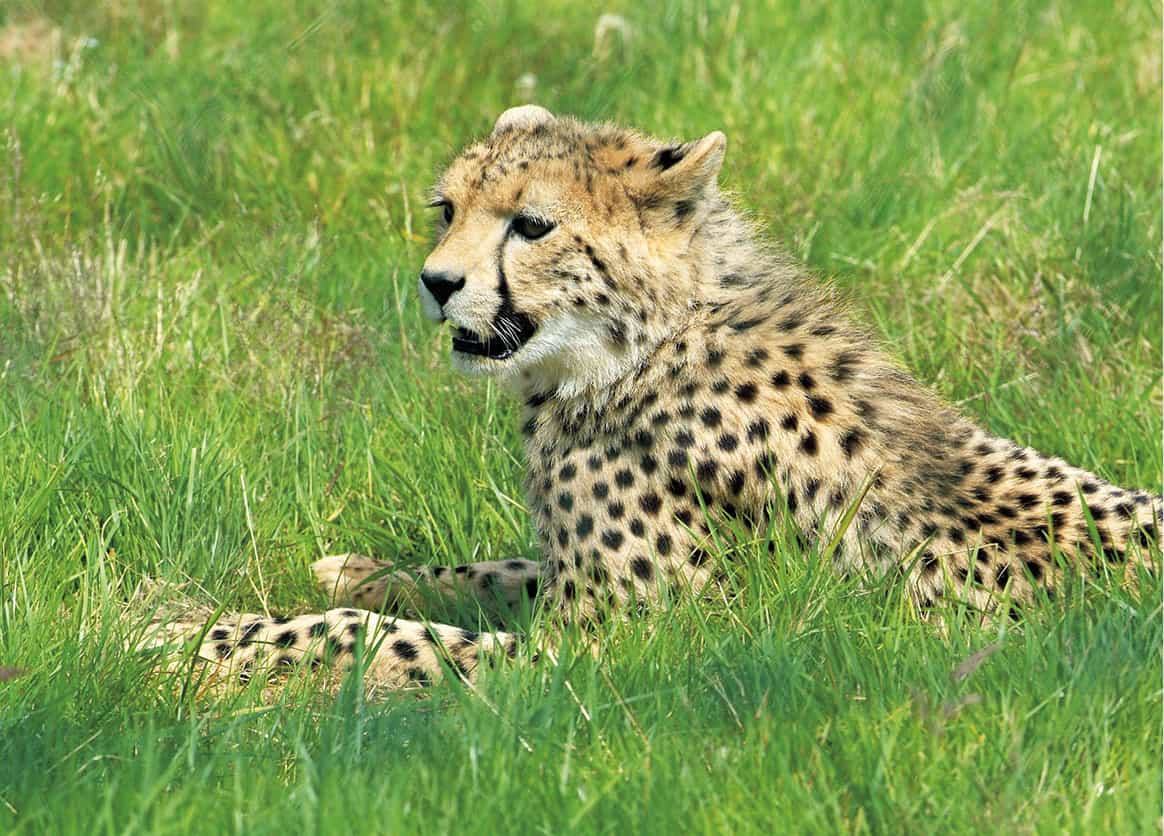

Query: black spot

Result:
[780,414,798,432]
[666,477,687,498]
[214,643,232,659]
[675,508,694,526]
[631,556,654,580]
[210,629,230,641]
[747,419,770,442]
[948,527,965,545]
[393,640,419,661]
[807,396,833,420]
[608,501,625,519]
[562,580,576,600]
[640,454,659,476]
[707,349,725,367]
[1087,505,1108,522]
[676,430,696,448]
[803,479,820,502]
[839,429,863,458]
[697,460,719,481]
[593,482,610,500]
[745,348,769,368]
[735,382,758,403]
[1015,467,1037,480]
[1016,493,1039,510]
[668,449,689,469]
[783,343,804,360]
[576,514,594,539]
[634,429,654,448]
[755,452,775,478]
[689,549,709,567]
[559,463,577,482]
[653,145,686,169]
[558,492,574,512]
[799,432,818,456]
[771,370,791,388]
[629,518,645,537]
[1025,560,1044,581]
[797,371,815,390]
[778,312,803,332]
[236,622,263,646]
[717,433,739,452]
[601,529,624,550]
[615,469,635,488]
[984,465,1003,483]
[309,621,328,638]
[728,470,746,495]
[587,454,603,471]
[700,407,722,428]
[655,533,673,556]
[640,492,662,515]
[995,563,1012,588]
[558,527,569,547]
[275,629,298,648]
[406,668,433,686]
[829,351,860,382]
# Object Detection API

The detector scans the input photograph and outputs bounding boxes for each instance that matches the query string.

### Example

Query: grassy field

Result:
[1,1,1161,832]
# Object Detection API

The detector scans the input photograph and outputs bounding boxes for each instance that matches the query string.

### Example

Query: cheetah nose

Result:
[420,270,466,307]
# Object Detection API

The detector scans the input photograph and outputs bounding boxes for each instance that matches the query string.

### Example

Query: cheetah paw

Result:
[311,553,395,606]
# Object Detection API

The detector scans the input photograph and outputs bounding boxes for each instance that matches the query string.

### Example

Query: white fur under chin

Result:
[452,311,647,402]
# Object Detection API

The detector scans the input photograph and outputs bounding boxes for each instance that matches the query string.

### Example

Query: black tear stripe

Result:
[491,232,537,352]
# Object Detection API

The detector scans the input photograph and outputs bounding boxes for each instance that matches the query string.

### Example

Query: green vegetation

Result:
[0,1,1159,832]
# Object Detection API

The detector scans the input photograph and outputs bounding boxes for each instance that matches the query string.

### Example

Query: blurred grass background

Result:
[0,1,1160,832]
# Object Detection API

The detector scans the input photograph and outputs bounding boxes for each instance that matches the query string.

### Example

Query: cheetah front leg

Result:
[311,554,542,617]
[139,607,519,691]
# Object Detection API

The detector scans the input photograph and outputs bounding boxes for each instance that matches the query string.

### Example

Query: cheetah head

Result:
[420,105,727,397]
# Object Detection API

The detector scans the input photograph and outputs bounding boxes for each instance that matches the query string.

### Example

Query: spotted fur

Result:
[146,106,1160,691]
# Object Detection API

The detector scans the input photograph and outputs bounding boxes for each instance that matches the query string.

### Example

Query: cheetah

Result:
[143,105,1161,692]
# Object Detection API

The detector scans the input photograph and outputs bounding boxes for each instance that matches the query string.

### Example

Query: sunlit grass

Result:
[0,1,1159,832]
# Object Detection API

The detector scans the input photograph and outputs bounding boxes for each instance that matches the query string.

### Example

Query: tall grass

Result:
[0,1,1159,832]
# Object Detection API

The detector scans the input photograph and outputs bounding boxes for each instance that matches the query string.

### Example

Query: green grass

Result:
[1,1,1160,832]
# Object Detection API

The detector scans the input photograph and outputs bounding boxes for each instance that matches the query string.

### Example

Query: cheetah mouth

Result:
[451,312,538,360]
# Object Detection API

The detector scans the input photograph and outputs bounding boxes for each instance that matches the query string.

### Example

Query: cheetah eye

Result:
[512,214,555,241]
[429,200,454,224]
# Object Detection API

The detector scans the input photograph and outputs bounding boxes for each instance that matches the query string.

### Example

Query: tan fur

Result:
[143,107,1160,692]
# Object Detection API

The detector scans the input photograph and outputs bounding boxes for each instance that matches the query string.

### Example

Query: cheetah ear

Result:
[631,131,726,223]
[492,105,555,134]
[649,131,726,194]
